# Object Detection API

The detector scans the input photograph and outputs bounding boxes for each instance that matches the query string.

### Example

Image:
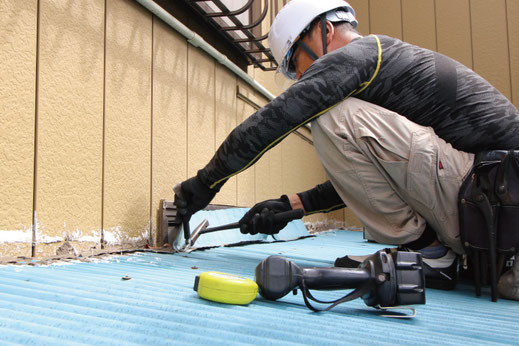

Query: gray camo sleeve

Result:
[197,36,381,190]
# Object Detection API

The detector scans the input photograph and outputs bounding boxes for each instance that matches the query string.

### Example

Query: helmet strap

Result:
[295,40,319,62]
[321,16,328,55]
[290,15,328,66]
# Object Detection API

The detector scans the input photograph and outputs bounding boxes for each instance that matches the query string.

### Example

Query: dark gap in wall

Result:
[368,0,372,34]
[433,0,439,52]
[400,0,404,41]
[468,0,475,70]
[150,14,155,246]
[101,0,108,249]
[32,0,42,257]
[186,42,190,179]
[504,0,514,104]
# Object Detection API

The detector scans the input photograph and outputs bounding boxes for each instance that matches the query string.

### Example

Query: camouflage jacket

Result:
[197,35,519,212]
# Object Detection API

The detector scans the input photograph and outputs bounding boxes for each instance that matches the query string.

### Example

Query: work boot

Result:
[498,256,519,301]
[335,247,458,290]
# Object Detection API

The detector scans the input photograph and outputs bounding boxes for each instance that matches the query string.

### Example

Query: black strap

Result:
[300,279,374,312]
[321,16,327,55]
[471,162,501,302]
[296,40,319,61]
[291,15,327,65]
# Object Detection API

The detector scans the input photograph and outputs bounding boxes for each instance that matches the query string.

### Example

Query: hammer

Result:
[184,209,304,250]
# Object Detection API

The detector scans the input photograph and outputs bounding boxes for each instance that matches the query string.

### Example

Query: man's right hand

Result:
[173,176,216,223]
[239,195,295,235]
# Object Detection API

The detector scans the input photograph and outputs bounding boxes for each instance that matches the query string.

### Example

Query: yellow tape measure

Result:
[194,271,258,305]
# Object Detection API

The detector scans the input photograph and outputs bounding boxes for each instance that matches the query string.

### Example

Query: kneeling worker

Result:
[174,0,519,299]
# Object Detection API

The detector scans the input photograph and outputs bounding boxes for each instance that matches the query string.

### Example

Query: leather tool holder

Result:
[458,150,519,301]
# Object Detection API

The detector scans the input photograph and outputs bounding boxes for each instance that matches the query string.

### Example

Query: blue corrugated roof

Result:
[1,230,518,345]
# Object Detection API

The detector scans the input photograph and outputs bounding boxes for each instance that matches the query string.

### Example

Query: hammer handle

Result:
[200,209,304,235]
[173,183,191,240]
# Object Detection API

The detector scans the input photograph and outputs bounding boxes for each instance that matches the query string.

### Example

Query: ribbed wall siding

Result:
[1,231,518,345]
[0,0,336,259]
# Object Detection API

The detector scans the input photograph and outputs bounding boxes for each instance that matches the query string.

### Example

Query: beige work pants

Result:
[311,97,474,254]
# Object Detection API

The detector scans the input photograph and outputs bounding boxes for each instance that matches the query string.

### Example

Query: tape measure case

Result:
[194,271,258,305]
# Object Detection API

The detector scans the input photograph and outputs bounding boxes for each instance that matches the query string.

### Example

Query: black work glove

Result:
[174,176,217,223]
[239,195,293,235]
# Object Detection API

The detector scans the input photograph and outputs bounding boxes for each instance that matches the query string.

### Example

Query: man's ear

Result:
[325,20,335,45]
[311,19,336,57]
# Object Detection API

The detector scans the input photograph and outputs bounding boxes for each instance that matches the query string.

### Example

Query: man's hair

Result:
[304,18,359,41]
[307,19,359,37]
[334,21,359,34]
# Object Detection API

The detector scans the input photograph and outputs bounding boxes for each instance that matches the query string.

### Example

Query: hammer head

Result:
[181,219,209,251]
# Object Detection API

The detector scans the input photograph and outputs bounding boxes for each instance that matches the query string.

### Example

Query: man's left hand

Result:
[174,176,216,223]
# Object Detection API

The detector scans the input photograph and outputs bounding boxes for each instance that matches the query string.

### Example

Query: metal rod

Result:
[192,0,275,63]
[234,32,269,43]
[220,0,269,31]
[204,0,255,17]
[199,222,240,234]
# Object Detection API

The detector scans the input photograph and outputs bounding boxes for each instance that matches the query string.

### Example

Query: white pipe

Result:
[135,0,276,101]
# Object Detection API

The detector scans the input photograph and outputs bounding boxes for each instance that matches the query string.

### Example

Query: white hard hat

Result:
[268,0,357,80]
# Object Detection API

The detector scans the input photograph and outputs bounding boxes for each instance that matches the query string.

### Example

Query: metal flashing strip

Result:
[177,207,309,249]
[0,231,517,345]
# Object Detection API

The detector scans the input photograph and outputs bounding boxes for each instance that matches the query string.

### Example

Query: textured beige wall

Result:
[104,0,152,245]
[213,65,238,206]
[35,0,105,256]
[0,0,332,257]
[402,0,436,51]
[187,47,215,179]
[2,0,519,257]
[471,0,511,100]
[347,0,370,35]
[436,0,473,68]
[151,19,188,243]
[0,0,37,257]
[370,0,403,39]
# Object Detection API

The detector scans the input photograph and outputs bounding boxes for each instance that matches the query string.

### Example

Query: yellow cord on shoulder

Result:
[209,35,383,190]
[353,35,382,96]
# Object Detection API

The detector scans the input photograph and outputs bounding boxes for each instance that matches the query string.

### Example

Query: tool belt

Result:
[458,150,519,301]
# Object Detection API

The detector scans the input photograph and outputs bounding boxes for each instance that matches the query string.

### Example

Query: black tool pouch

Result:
[458,150,519,301]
